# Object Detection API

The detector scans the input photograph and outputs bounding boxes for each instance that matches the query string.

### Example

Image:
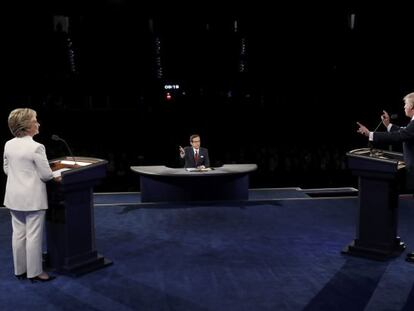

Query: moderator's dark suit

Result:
[374,120,414,189]
[182,147,210,168]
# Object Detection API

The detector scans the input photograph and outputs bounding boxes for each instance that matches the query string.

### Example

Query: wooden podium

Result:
[342,148,406,260]
[46,156,112,276]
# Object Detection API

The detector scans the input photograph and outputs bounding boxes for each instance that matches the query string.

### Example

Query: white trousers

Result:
[10,209,45,278]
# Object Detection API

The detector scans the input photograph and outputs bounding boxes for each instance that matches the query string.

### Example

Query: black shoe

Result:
[29,275,56,283]
[15,273,27,280]
[407,252,414,258]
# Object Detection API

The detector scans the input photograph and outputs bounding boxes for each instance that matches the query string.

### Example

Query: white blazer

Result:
[3,136,53,211]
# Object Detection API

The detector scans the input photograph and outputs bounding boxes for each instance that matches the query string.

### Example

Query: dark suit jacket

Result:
[374,120,414,189]
[181,146,210,168]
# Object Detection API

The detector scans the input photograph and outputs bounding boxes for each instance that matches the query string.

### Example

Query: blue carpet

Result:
[1,197,414,310]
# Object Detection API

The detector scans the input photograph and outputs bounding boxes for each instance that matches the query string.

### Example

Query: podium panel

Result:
[46,156,112,276]
[343,148,406,260]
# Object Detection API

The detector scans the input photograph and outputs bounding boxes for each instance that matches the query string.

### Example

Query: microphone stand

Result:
[373,119,384,132]
[369,119,384,156]
[52,135,77,165]
[61,139,77,165]
[369,114,397,155]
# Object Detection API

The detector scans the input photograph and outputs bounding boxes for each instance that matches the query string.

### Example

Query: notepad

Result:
[61,160,92,166]
[185,167,212,172]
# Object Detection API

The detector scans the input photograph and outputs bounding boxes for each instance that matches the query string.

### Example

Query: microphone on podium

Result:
[372,113,398,132]
[369,113,398,152]
[51,134,76,164]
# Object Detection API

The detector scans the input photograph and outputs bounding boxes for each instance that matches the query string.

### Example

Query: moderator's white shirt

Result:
[3,136,53,211]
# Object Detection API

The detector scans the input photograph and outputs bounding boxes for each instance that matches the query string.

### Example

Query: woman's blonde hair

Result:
[8,108,37,137]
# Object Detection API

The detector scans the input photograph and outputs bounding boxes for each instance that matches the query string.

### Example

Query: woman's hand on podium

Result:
[53,176,62,183]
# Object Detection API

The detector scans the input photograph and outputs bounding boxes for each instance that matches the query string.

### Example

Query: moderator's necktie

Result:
[194,151,199,164]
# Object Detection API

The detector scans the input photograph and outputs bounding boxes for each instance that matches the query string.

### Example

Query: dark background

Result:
[1,3,414,192]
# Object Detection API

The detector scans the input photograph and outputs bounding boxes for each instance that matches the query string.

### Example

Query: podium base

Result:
[63,254,113,277]
[44,253,113,277]
[342,239,406,261]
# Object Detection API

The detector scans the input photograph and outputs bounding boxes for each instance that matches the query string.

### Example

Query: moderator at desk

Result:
[130,164,258,202]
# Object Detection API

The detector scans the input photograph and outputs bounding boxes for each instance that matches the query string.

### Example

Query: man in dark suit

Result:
[357,92,414,262]
[179,134,210,169]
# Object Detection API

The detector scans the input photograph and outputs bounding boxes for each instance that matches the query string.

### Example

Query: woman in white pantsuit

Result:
[3,108,59,282]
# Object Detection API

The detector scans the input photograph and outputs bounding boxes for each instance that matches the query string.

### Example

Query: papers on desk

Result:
[61,160,92,166]
[53,168,71,178]
[186,167,212,172]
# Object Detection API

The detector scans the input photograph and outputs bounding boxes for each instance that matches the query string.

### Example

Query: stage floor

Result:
[93,186,358,206]
[2,187,414,311]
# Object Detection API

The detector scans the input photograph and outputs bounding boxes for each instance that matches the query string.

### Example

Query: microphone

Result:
[372,113,398,132]
[369,113,398,153]
[51,134,76,165]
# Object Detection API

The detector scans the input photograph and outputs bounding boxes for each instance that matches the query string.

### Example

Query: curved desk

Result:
[130,164,258,202]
